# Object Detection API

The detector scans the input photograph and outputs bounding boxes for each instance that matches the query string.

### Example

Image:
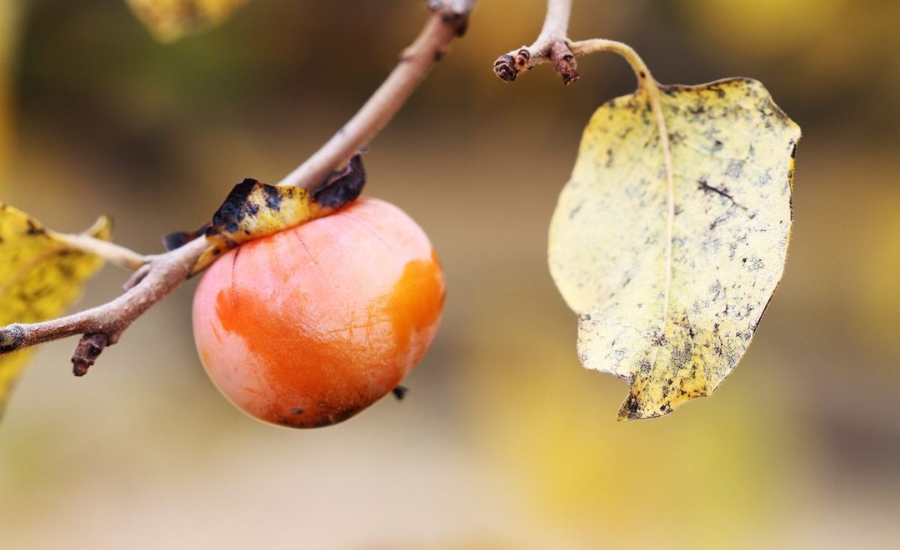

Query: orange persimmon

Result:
[192,198,445,428]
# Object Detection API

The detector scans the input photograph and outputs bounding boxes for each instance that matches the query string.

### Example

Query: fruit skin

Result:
[192,198,445,428]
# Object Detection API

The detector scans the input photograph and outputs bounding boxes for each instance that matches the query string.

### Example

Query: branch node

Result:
[493,54,518,82]
[72,334,110,377]
[492,0,587,85]
[0,324,26,354]
[493,47,533,83]
[123,263,152,292]
[516,48,532,68]
[454,18,469,38]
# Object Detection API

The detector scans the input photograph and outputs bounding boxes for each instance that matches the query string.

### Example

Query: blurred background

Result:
[1,0,898,548]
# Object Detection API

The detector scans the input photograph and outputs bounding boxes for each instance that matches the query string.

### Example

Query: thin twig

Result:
[533,0,571,48]
[48,230,149,272]
[278,4,471,188]
[0,2,474,373]
[0,237,206,367]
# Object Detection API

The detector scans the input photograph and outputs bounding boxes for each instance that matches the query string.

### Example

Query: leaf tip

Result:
[616,391,671,422]
[85,215,114,241]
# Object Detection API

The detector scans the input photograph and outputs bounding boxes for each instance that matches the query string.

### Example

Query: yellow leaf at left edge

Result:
[0,205,111,419]
[125,0,251,42]
[549,78,800,421]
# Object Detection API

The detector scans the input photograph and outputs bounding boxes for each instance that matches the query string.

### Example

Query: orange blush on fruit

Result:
[192,198,445,428]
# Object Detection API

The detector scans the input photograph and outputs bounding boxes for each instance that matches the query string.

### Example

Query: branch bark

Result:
[0,2,474,375]
[278,4,470,188]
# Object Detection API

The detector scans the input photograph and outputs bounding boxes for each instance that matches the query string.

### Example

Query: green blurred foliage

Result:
[0,1,898,549]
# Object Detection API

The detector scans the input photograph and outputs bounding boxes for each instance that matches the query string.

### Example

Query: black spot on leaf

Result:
[210,179,260,235]
[313,155,366,209]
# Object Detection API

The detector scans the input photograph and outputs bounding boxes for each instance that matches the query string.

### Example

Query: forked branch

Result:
[493,0,578,84]
[0,1,475,374]
[279,1,473,188]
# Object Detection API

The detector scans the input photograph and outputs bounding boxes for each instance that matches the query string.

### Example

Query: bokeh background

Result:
[1,0,899,548]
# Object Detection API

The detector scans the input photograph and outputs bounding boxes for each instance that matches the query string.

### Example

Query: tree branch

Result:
[0,1,474,375]
[1,237,206,374]
[278,4,472,188]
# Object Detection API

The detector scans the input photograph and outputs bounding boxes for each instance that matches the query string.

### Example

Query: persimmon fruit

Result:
[192,198,445,428]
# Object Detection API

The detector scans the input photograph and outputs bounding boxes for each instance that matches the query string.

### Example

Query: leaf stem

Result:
[494,17,676,335]
[568,39,676,329]
[48,231,149,272]
[567,39,649,81]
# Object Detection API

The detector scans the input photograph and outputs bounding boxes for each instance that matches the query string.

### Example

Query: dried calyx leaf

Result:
[0,206,112,418]
[549,77,800,421]
[125,0,251,42]
[165,154,366,274]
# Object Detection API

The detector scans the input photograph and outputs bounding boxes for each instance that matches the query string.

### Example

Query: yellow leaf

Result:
[125,0,251,42]
[165,155,366,274]
[549,78,800,421]
[0,205,112,418]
